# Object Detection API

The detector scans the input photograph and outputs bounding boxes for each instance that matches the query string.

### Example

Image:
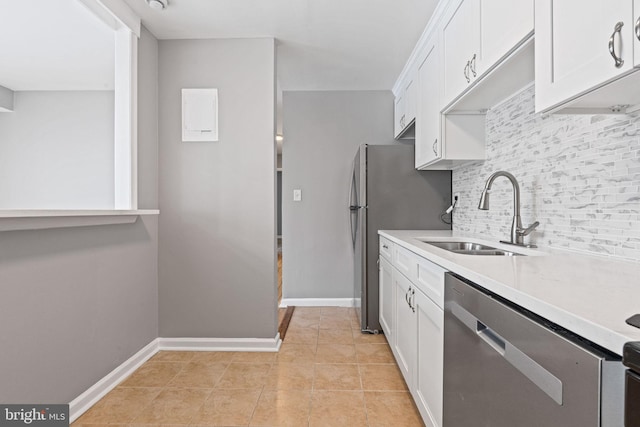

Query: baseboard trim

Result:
[279,298,356,308]
[69,338,159,423]
[69,334,282,422]
[158,334,282,352]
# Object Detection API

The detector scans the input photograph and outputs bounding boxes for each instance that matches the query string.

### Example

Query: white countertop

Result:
[379,230,640,356]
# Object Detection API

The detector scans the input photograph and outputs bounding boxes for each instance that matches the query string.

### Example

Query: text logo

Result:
[0,405,68,427]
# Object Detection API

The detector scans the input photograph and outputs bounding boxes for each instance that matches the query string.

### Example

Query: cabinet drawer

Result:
[415,257,446,310]
[380,237,393,261]
[393,245,417,283]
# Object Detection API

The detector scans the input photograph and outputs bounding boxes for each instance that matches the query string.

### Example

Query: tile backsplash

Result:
[452,85,640,261]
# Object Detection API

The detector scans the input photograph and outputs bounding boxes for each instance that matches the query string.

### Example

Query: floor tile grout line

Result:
[246,384,266,426]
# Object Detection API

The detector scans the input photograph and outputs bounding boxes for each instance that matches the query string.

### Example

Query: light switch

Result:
[293,189,302,202]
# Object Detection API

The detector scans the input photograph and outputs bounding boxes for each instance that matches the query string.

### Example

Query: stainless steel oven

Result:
[443,273,625,427]
[623,342,640,427]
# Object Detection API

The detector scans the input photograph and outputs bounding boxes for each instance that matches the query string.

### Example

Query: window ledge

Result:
[0,209,159,232]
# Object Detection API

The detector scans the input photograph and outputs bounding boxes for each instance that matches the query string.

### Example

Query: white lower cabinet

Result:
[414,287,444,427]
[379,256,395,346]
[393,270,416,389]
[380,239,446,427]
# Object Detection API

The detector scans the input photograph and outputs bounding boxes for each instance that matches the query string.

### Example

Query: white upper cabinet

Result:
[404,77,417,126]
[394,72,417,139]
[442,0,480,106]
[415,37,442,168]
[442,0,534,110]
[535,0,638,113]
[476,0,534,76]
[394,94,405,138]
[635,0,640,68]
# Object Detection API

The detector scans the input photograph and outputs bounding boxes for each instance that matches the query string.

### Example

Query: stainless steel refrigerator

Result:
[349,144,451,333]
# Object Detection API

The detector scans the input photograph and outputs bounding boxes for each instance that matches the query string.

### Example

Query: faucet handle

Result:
[518,221,540,237]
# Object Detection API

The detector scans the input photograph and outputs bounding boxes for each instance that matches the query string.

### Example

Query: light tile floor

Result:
[72,307,424,427]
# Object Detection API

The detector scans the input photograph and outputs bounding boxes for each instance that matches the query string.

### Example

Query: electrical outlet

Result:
[453,193,460,202]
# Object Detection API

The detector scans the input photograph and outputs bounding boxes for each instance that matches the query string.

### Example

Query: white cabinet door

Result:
[442,0,480,106]
[415,39,442,169]
[414,287,444,427]
[635,0,640,67]
[404,77,416,126]
[394,94,404,138]
[476,0,534,76]
[535,0,634,112]
[394,270,416,389]
[379,256,395,345]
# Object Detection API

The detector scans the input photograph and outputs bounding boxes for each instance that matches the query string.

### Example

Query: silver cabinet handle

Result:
[636,16,640,41]
[463,61,470,83]
[432,139,438,156]
[411,289,416,313]
[382,244,388,249]
[609,21,624,68]
[405,287,411,306]
[470,53,477,77]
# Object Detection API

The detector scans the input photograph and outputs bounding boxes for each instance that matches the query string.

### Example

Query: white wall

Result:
[453,85,640,261]
[0,90,114,209]
[157,38,277,338]
[282,90,396,300]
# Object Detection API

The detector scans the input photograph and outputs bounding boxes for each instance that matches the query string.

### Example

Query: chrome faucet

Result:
[478,171,539,247]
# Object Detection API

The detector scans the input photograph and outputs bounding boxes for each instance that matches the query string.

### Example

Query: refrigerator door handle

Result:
[349,159,358,209]
[349,162,358,247]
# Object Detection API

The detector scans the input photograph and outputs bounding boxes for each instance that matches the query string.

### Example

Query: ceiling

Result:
[123,0,439,91]
[0,0,115,91]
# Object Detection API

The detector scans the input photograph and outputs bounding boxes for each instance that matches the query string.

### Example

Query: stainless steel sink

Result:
[421,241,524,256]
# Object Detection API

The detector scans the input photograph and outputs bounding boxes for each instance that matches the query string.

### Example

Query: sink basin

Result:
[422,241,499,251]
[421,241,524,256]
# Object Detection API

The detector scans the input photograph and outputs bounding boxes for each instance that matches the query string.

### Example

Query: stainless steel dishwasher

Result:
[443,273,625,427]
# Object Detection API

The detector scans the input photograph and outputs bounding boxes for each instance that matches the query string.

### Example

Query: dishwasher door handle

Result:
[477,321,506,355]
[451,302,564,405]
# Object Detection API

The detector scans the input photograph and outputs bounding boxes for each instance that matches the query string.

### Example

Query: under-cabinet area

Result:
[379,230,640,427]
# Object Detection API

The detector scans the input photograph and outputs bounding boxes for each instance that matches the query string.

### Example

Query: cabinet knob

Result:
[608,21,625,68]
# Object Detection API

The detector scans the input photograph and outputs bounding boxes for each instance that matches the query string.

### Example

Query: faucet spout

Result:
[478,171,537,247]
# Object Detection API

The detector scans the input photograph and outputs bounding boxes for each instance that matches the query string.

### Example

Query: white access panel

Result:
[182,88,218,142]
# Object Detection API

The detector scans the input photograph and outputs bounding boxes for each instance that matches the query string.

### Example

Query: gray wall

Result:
[0,91,114,209]
[158,38,277,338]
[0,27,159,403]
[282,90,395,299]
